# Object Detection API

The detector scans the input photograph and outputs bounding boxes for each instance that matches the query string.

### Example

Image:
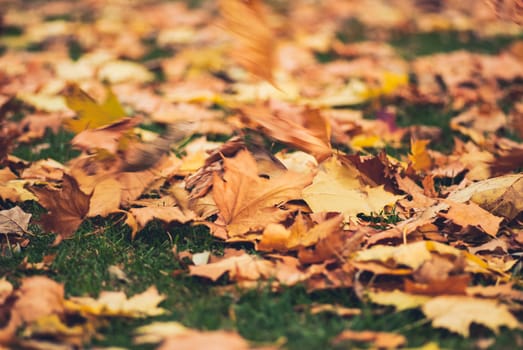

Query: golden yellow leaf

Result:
[63,83,126,133]
[422,296,519,337]
[367,290,430,311]
[408,139,433,172]
[66,286,166,318]
[302,156,403,220]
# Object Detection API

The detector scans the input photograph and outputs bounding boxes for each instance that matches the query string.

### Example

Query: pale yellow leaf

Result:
[422,296,519,337]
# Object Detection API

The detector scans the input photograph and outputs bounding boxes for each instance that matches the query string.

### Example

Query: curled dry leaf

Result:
[0,206,31,236]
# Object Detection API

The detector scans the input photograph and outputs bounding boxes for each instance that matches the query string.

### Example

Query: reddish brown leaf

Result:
[29,174,91,238]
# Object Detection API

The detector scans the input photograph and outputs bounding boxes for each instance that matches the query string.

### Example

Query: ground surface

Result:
[1,1,523,349]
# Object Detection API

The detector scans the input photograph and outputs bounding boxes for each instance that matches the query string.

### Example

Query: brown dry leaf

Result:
[422,296,519,337]
[71,117,142,154]
[212,150,312,238]
[0,206,31,236]
[189,252,275,282]
[87,178,122,217]
[66,286,166,318]
[219,0,275,83]
[439,201,504,237]
[29,174,91,238]
[129,206,195,232]
[333,329,406,349]
[303,156,403,221]
[258,213,343,251]
[0,277,65,344]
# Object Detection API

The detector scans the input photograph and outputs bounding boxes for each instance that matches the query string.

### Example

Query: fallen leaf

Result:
[309,304,361,317]
[439,201,503,237]
[422,296,519,337]
[212,150,312,238]
[87,178,122,217]
[258,213,343,251]
[66,286,166,318]
[158,330,253,350]
[29,174,91,238]
[303,156,403,220]
[333,330,406,349]
[189,252,275,282]
[134,321,189,344]
[367,290,430,311]
[63,83,127,133]
[0,206,31,236]
[129,206,195,232]
[409,139,433,172]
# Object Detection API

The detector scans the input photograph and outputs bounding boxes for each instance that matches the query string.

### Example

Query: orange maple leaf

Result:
[212,150,313,238]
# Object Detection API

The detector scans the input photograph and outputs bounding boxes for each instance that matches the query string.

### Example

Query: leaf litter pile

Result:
[1,0,523,349]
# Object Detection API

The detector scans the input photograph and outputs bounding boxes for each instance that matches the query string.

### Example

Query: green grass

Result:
[3,204,523,349]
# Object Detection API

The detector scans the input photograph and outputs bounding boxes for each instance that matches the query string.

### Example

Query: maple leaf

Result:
[63,83,127,133]
[302,156,403,220]
[219,0,275,83]
[212,150,313,238]
[66,286,166,318]
[29,174,91,238]
[422,296,519,337]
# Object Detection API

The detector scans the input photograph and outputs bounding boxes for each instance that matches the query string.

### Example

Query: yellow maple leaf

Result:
[302,156,403,220]
[63,83,127,133]
[422,296,519,337]
[65,286,166,318]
